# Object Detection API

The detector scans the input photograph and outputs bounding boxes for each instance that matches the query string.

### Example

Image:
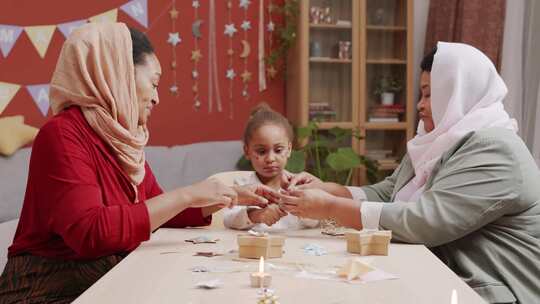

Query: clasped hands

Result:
[188,171,335,225]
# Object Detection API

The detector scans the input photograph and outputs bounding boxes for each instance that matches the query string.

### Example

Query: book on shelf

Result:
[309,102,337,122]
[368,117,399,122]
[368,103,404,122]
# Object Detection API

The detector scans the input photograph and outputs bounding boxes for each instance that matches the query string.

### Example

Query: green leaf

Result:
[236,155,253,171]
[326,147,362,171]
[285,150,306,173]
[296,126,312,139]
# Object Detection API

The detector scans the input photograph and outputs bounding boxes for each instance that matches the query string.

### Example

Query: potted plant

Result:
[374,76,403,106]
[237,122,378,185]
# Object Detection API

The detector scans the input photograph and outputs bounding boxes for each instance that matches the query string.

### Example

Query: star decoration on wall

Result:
[227,48,234,56]
[171,60,177,69]
[192,0,200,8]
[170,85,179,94]
[167,32,182,46]
[240,20,251,31]
[267,21,275,32]
[192,84,198,93]
[241,70,252,83]
[192,70,199,79]
[224,23,237,37]
[239,0,251,10]
[226,68,236,79]
[191,49,202,62]
[267,66,277,79]
[169,8,179,19]
[242,89,249,97]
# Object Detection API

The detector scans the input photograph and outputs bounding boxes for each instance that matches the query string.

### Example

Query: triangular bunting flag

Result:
[89,9,118,23]
[26,84,50,116]
[120,0,148,28]
[58,19,86,39]
[0,82,21,114]
[24,25,56,58]
[0,25,23,58]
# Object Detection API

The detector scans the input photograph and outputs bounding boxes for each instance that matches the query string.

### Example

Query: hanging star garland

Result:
[239,0,252,99]
[169,0,180,96]
[225,0,236,119]
[191,0,203,110]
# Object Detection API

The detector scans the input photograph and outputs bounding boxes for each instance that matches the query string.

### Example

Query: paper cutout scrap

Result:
[302,243,328,256]
[195,279,223,289]
[185,236,219,244]
[337,258,375,281]
[194,251,223,257]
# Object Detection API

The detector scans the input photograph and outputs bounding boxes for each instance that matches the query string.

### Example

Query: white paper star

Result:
[239,0,251,10]
[224,23,237,37]
[267,21,275,32]
[192,70,199,79]
[167,32,182,46]
[226,68,236,79]
[192,0,200,8]
[170,85,179,94]
[241,20,251,31]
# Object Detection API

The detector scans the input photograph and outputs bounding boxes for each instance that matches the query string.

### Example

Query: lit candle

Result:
[451,289,458,304]
[250,256,272,288]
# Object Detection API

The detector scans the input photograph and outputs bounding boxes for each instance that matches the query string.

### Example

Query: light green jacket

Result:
[362,128,540,304]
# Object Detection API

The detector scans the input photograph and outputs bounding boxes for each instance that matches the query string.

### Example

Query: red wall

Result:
[0,0,285,146]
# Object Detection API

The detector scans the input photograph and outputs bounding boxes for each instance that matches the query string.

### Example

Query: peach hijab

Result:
[49,22,148,188]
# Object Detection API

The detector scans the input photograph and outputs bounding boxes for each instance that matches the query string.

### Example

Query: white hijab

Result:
[395,42,518,203]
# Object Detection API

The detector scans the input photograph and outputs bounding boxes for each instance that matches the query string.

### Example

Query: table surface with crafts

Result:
[73,228,486,304]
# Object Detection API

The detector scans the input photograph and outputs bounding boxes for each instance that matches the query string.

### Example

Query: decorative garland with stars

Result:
[224,0,238,119]
[191,0,203,110]
[167,0,181,96]
[239,0,252,99]
[266,0,277,80]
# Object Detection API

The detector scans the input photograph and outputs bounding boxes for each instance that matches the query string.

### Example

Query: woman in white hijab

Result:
[280,42,540,304]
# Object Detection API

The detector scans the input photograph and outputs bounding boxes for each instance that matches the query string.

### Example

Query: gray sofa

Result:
[0,140,243,269]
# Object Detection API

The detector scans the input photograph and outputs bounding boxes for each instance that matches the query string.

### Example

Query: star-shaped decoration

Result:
[170,84,179,94]
[191,49,203,62]
[169,7,179,19]
[242,89,249,97]
[239,0,251,10]
[171,60,177,70]
[267,21,275,32]
[267,65,277,79]
[194,99,201,109]
[226,68,236,80]
[167,32,182,46]
[192,70,199,79]
[192,84,198,93]
[192,0,200,8]
[227,1,233,9]
[240,20,251,31]
[227,48,234,56]
[224,23,237,37]
[241,70,252,83]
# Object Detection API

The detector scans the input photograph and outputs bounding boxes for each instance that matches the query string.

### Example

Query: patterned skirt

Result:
[0,254,124,304]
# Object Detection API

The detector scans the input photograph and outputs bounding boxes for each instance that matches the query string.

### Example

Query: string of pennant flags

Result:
[0,0,149,116]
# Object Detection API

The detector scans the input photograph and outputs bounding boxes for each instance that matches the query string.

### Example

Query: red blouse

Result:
[8,107,211,260]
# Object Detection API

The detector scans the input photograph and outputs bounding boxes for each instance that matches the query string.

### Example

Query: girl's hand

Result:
[233,184,280,207]
[184,179,237,208]
[279,188,334,219]
[282,171,323,190]
[247,204,287,226]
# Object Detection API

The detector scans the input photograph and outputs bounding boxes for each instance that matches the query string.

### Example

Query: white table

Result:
[73,228,486,304]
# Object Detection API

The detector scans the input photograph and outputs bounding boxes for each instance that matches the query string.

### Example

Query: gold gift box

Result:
[345,230,392,256]
[237,234,285,259]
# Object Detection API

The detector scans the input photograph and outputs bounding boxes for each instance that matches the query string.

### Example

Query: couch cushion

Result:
[144,140,243,191]
[0,148,31,223]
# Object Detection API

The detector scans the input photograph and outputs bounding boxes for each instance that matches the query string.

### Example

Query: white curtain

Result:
[501,0,540,165]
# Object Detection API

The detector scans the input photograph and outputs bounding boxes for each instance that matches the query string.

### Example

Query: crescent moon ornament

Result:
[192,19,203,39]
[239,40,251,58]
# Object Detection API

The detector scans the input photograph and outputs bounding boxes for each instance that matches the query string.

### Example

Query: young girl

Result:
[223,104,319,232]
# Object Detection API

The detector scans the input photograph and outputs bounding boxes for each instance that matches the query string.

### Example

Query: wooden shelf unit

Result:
[287,0,414,185]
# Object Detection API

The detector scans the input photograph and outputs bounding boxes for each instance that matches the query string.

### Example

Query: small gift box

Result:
[345,230,392,256]
[237,234,285,259]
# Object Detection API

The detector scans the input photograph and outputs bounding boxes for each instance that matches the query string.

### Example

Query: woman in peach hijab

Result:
[0,23,274,303]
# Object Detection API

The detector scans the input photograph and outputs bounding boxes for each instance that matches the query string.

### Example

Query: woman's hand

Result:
[281,171,323,190]
[247,204,287,226]
[279,188,335,220]
[233,184,280,207]
[184,179,238,208]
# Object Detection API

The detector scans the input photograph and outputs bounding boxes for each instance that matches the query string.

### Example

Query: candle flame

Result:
[451,289,458,304]
[259,256,264,273]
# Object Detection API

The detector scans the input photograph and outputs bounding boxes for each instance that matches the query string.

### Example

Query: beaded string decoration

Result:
[208,0,223,112]
[167,0,182,96]
[266,0,278,80]
[239,0,252,100]
[257,0,267,92]
[224,0,238,119]
[191,0,203,110]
